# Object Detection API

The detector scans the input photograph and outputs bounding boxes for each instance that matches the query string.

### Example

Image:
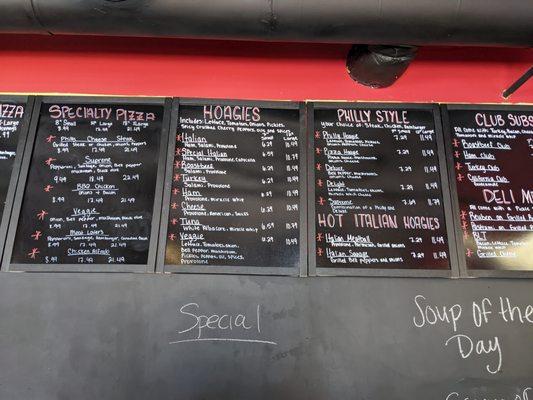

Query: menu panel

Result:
[447,106,533,271]
[164,102,301,269]
[11,101,164,266]
[313,105,450,270]
[0,100,26,219]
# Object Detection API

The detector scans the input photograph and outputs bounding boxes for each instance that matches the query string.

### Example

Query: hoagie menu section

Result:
[0,96,531,276]
[163,102,302,271]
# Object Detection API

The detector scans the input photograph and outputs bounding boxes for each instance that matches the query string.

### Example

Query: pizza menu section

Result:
[0,101,26,219]
[448,107,533,271]
[313,106,450,270]
[164,103,301,269]
[0,97,531,276]
[10,101,164,266]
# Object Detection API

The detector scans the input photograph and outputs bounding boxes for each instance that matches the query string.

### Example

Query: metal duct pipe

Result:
[1,0,532,47]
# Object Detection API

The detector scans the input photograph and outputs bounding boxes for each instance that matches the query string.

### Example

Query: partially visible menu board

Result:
[313,105,450,270]
[0,100,26,218]
[164,102,301,269]
[446,106,533,271]
[11,101,164,266]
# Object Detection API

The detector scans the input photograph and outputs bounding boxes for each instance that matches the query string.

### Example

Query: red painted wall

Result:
[0,35,531,103]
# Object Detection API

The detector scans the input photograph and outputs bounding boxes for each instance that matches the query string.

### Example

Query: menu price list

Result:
[449,108,533,271]
[11,103,163,265]
[0,102,25,217]
[165,104,301,268]
[314,106,450,269]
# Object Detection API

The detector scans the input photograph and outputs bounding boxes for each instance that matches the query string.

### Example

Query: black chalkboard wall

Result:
[0,98,531,400]
[0,274,532,400]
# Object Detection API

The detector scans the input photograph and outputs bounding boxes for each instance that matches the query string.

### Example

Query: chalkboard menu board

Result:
[4,97,170,272]
[0,96,32,263]
[309,103,455,276]
[444,104,533,275]
[158,99,306,275]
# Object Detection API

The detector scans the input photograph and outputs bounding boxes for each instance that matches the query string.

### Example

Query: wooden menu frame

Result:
[2,96,171,273]
[0,95,35,265]
[156,98,307,276]
[307,101,460,278]
[442,103,533,279]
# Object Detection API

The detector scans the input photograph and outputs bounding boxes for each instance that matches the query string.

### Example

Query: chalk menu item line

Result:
[442,104,533,279]
[156,98,307,276]
[308,102,459,278]
[2,96,171,272]
[0,95,34,266]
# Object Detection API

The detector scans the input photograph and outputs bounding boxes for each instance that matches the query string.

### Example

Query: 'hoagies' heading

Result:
[48,105,156,122]
[203,105,261,122]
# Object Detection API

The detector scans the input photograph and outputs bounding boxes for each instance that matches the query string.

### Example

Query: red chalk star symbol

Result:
[36,210,48,220]
[44,157,56,166]
[27,248,40,259]
[31,231,42,240]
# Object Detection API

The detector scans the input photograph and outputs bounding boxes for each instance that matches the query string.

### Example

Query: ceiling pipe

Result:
[0,0,532,47]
